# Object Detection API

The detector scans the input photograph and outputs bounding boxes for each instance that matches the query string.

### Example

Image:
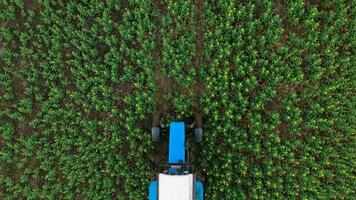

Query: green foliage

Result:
[0,123,14,140]
[0,0,354,199]
[199,0,354,199]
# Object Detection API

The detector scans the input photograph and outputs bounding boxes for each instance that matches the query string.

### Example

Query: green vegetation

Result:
[0,0,354,199]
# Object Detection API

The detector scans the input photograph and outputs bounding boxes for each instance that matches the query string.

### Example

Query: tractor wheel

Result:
[151,127,160,142]
[164,141,168,155]
[194,128,203,142]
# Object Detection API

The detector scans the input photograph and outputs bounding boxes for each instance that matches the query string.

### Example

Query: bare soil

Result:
[193,0,205,128]
[12,61,32,137]
[149,0,207,169]
[152,0,174,127]
[278,122,290,139]
[273,0,285,17]
[116,80,135,103]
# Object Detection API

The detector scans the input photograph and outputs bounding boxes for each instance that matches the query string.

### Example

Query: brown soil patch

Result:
[116,81,135,96]
[151,0,174,126]
[278,122,289,139]
[273,0,286,17]
[151,0,206,126]
[192,0,205,126]
[267,99,282,113]
[24,0,41,11]
[271,0,304,50]
[277,84,294,94]
[7,0,40,30]
[194,0,204,72]
[12,75,32,136]
[266,84,293,112]
[306,0,324,9]
[12,76,28,98]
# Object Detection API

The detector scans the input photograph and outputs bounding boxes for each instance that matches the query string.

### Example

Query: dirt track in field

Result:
[193,0,204,128]
[150,0,206,169]
[152,0,170,127]
[151,0,206,127]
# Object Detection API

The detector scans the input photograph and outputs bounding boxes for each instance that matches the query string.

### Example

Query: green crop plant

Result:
[0,0,354,199]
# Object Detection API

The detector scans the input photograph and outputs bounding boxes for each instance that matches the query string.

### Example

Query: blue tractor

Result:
[149,121,204,200]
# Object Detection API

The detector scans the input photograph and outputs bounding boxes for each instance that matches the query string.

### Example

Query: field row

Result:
[0,0,354,199]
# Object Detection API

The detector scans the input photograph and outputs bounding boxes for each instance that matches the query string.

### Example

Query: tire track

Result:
[193,0,204,128]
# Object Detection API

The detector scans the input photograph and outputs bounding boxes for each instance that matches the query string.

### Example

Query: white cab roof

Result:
[158,173,194,200]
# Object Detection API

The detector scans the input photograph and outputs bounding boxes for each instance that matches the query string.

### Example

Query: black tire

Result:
[164,141,168,155]
[151,127,160,142]
[194,128,203,142]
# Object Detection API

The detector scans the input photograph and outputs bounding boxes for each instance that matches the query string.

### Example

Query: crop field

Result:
[0,0,355,199]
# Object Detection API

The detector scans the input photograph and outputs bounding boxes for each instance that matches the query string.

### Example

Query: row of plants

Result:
[160,0,197,87]
[200,0,354,199]
[1,0,158,199]
[0,0,354,199]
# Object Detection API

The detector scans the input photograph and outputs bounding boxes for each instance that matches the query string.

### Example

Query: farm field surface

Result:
[0,0,355,199]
